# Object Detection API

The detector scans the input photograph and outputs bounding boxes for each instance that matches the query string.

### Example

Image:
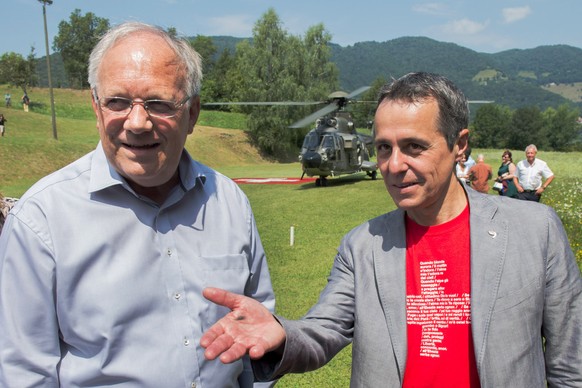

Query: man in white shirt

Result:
[514,144,554,202]
[0,22,275,387]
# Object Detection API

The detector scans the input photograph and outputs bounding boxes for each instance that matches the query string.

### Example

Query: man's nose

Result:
[124,103,153,132]
[387,148,408,174]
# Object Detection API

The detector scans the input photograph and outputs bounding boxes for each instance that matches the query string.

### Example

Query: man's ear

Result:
[187,96,201,134]
[455,128,470,161]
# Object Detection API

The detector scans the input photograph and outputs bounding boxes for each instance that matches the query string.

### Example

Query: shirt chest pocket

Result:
[199,254,250,294]
[198,254,251,330]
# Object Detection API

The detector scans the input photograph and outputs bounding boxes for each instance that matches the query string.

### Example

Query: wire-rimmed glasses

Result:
[95,94,191,119]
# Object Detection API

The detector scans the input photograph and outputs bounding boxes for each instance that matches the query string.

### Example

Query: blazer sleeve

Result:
[542,207,582,387]
[253,239,356,381]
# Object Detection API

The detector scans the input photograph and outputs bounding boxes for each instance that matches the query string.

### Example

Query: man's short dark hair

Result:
[377,72,469,150]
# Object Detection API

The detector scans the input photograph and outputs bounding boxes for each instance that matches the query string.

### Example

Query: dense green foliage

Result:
[470,104,512,148]
[490,45,582,85]
[52,9,110,88]
[330,37,582,111]
[22,23,582,112]
[471,103,582,151]
[228,9,339,156]
[0,51,37,92]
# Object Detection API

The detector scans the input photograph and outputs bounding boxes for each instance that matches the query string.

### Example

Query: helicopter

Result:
[204,86,378,187]
[290,87,378,187]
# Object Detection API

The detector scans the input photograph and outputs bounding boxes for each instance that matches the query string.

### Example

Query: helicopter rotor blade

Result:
[203,101,320,106]
[289,102,338,128]
[346,86,371,99]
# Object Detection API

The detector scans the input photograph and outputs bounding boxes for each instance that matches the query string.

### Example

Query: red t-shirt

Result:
[403,205,480,387]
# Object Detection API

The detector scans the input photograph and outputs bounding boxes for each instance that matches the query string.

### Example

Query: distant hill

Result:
[329,37,582,109]
[34,36,582,110]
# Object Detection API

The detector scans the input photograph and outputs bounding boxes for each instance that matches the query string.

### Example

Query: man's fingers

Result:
[203,287,241,310]
[248,345,267,360]
[203,332,234,360]
[205,335,262,364]
[200,325,222,349]
[219,342,250,364]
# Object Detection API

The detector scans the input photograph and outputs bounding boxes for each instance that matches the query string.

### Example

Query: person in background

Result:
[0,113,6,137]
[455,151,471,186]
[199,72,581,387]
[496,150,518,197]
[464,146,476,169]
[21,92,30,112]
[0,21,275,387]
[514,144,554,202]
[0,194,18,234]
[468,153,492,193]
[3,93,10,107]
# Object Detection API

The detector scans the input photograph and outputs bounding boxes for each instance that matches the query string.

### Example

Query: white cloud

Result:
[502,6,532,23]
[443,18,488,35]
[412,3,449,16]
[206,14,253,36]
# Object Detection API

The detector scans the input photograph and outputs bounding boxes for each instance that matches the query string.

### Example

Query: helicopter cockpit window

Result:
[302,132,320,151]
[321,135,335,150]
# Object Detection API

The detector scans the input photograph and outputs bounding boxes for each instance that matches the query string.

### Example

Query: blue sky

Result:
[4,0,582,57]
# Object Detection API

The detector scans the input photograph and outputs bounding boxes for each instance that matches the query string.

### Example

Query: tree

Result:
[26,47,39,87]
[203,48,236,105]
[507,106,543,150]
[470,104,512,148]
[300,24,339,100]
[233,9,301,155]
[542,104,581,151]
[0,52,34,92]
[190,35,224,103]
[233,9,339,156]
[191,35,217,73]
[53,9,109,88]
[166,27,177,38]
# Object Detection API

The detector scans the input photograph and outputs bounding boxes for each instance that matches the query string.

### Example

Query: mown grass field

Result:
[1,86,581,386]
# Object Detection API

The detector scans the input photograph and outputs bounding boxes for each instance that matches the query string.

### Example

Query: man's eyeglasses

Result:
[95,95,191,119]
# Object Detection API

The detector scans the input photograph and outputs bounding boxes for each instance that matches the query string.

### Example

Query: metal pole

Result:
[42,2,58,140]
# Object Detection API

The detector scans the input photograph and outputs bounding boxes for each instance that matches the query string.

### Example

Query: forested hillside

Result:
[33,35,582,110]
[330,37,582,109]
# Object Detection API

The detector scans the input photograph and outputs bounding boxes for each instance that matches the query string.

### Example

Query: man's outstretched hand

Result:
[201,287,286,364]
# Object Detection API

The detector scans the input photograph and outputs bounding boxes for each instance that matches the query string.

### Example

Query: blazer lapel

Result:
[467,191,509,369]
[374,210,408,378]
[372,192,509,377]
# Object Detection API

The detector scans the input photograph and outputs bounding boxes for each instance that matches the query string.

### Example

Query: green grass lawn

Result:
[1,86,581,386]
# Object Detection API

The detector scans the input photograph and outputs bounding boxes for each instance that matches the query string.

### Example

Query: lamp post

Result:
[39,0,58,140]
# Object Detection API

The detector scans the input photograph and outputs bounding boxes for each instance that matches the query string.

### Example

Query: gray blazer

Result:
[255,188,582,387]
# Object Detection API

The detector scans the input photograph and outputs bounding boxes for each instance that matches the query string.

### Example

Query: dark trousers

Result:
[517,190,541,202]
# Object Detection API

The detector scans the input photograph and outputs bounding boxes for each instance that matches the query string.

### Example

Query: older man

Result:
[0,22,274,387]
[514,144,555,202]
[200,73,581,387]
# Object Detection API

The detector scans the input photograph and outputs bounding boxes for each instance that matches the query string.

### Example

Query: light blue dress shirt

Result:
[0,143,275,387]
